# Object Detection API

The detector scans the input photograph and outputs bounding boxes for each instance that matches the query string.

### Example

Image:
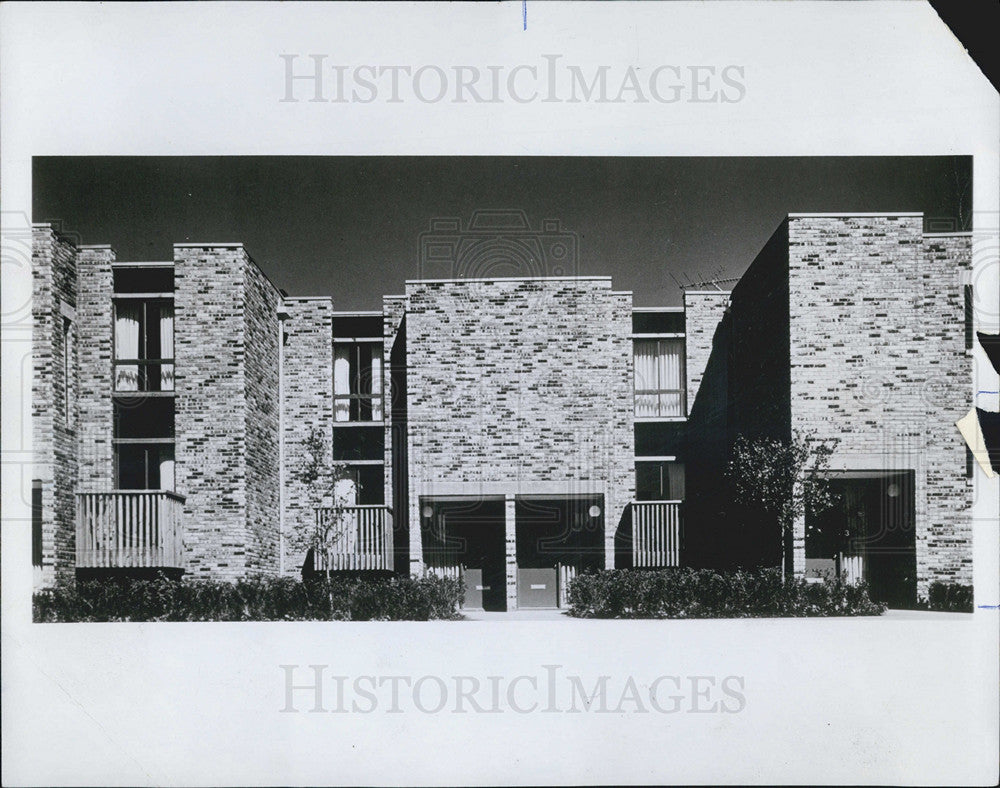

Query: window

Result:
[343,464,385,505]
[635,461,685,501]
[63,316,75,428]
[964,284,974,350]
[634,339,685,417]
[113,399,175,490]
[31,480,42,569]
[114,299,174,392]
[334,342,383,421]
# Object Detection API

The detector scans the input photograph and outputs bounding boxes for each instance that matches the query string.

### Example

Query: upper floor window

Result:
[114,299,174,391]
[334,342,383,422]
[634,338,685,418]
[63,315,76,428]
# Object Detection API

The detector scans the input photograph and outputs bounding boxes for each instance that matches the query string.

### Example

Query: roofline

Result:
[112,260,173,268]
[404,275,612,284]
[332,310,382,316]
[172,242,245,248]
[923,231,973,237]
[684,289,732,296]
[787,212,923,218]
[77,244,114,249]
[633,306,684,312]
[283,295,333,302]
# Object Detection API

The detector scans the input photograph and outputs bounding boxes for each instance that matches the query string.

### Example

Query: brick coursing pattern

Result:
[280,297,334,575]
[242,260,281,575]
[402,278,634,573]
[787,216,973,594]
[174,245,281,580]
[76,247,116,494]
[31,227,80,586]
[684,291,730,417]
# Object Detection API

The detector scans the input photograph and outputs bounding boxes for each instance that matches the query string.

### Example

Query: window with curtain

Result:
[634,338,685,417]
[334,342,383,422]
[113,299,174,392]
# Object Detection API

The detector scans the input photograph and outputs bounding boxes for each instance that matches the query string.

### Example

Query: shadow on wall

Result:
[683,220,793,572]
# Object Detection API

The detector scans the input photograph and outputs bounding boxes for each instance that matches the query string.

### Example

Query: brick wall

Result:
[242,260,281,575]
[280,297,334,575]
[403,278,634,570]
[174,244,281,580]
[787,216,973,593]
[31,226,80,586]
[76,246,115,493]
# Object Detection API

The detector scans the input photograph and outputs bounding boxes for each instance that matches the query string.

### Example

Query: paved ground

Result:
[458,608,975,621]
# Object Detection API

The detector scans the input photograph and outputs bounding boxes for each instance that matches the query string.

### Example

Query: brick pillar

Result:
[409,497,424,575]
[792,512,806,577]
[505,494,517,611]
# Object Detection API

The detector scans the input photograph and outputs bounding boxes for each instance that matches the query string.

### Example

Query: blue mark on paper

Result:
[977,604,998,610]
[522,0,527,30]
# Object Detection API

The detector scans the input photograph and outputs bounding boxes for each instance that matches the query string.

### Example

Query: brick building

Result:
[31,212,974,608]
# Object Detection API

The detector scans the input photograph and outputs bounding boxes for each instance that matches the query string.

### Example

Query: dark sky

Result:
[33,156,971,309]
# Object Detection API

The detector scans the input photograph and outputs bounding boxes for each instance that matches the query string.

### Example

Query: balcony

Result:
[76,491,185,569]
[630,500,682,567]
[314,505,394,572]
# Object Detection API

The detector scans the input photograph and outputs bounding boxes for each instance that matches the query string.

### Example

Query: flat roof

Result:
[172,242,245,248]
[405,275,613,284]
[787,212,923,218]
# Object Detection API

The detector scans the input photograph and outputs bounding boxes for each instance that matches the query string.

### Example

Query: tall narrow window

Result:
[63,316,75,428]
[964,284,974,350]
[634,339,685,417]
[31,480,42,569]
[114,299,174,392]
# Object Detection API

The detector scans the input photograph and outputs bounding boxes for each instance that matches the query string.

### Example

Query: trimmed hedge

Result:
[925,581,974,613]
[567,568,885,618]
[33,574,464,622]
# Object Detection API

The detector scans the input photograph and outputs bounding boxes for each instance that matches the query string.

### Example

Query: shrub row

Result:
[33,574,464,622]
[923,581,974,613]
[567,567,886,618]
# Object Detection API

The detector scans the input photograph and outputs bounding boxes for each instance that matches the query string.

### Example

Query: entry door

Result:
[516,568,558,608]
[463,566,504,611]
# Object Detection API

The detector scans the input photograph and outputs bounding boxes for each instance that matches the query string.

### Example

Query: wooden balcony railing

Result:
[76,491,185,569]
[314,505,394,571]
[630,500,682,568]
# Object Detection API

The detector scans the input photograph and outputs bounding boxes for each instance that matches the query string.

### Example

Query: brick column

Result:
[505,493,517,611]
[409,496,424,575]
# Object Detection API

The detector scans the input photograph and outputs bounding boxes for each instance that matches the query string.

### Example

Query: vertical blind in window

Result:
[634,339,685,417]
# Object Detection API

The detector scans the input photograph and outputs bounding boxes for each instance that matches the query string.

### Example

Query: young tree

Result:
[300,427,356,583]
[726,430,839,578]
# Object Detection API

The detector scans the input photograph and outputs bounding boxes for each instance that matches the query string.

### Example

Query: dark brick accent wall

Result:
[31,226,80,585]
[280,297,334,575]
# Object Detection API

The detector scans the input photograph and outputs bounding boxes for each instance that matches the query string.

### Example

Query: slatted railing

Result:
[630,500,682,568]
[76,491,185,569]
[314,505,394,571]
[558,563,578,608]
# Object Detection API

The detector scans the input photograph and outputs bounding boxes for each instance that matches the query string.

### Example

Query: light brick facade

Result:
[31,212,975,606]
